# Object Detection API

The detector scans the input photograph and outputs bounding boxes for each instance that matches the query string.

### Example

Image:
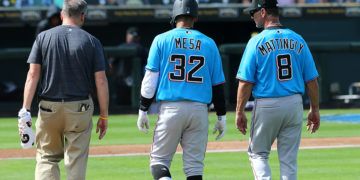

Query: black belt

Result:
[41,96,89,102]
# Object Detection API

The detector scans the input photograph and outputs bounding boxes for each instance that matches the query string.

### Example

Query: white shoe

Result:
[159,177,172,180]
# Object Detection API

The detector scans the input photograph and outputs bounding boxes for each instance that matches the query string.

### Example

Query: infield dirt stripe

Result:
[1,137,359,159]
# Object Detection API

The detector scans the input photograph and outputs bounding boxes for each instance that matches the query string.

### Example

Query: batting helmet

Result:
[170,0,198,26]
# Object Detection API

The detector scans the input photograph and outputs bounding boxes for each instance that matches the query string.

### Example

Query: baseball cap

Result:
[243,0,278,14]
[126,27,139,37]
[46,5,61,19]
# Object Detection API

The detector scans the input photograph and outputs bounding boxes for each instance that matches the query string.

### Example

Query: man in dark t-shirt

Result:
[18,0,109,179]
[30,25,105,100]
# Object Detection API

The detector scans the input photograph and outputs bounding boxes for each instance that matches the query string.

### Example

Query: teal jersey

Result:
[236,27,319,98]
[146,28,225,104]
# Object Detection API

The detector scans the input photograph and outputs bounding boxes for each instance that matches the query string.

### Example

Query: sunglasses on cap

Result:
[250,8,262,17]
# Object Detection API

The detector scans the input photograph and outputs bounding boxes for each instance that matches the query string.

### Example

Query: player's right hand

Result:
[137,110,149,133]
[18,108,32,135]
[235,111,247,135]
[18,108,35,149]
[307,109,320,134]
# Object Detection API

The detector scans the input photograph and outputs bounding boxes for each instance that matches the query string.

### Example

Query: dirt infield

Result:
[1,137,360,159]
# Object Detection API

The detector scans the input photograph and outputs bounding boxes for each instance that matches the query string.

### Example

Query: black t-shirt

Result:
[28,25,106,99]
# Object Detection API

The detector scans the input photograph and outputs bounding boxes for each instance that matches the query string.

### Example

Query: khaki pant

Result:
[35,98,93,180]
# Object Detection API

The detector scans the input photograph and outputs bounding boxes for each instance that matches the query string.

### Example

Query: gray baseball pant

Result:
[150,101,209,177]
[248,94,303,180]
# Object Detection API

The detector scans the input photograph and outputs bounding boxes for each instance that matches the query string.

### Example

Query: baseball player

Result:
[235,0,320,179]
[136,0,226,179]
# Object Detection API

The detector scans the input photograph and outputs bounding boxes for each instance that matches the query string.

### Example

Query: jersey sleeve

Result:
[211,43,225,85]
[93,38,107,72]
[145,35,161,72]
[301,43,319,82]
[236,39,257,83]
[27,38,42,64]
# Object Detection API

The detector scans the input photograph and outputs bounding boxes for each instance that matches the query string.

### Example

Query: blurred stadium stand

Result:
[0,3,359,115]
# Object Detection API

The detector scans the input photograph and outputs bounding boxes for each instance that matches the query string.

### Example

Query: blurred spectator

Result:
[41,0,53,6]
[87,0,105,5]
[104,0,149,5]
[328,0,360,2]
[35,5,61,37]
[149,0,171,5]
[277,0,297,6]
[15,0,33,7]
[54,0,63,8]
[1,0,16,6]
[199,0,232,3]
[121,27,148,77]
[241,0,251,4]
[298,0,324,3]
[161,0,171,4]
[147,0,161,4]
[110,27,148,105]
[243,0,297,5]
[105,0,118,5]
[206,0,240,3]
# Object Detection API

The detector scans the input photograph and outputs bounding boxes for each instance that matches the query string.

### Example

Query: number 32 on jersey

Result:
[169,54,205,83]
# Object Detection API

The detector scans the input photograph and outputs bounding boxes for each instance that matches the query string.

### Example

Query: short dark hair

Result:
[266,7,279,17]
[62,0,87,17]
[127,27,139,37]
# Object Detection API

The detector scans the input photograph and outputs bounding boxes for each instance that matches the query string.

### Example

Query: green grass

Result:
[0,148,359,179]
[1,109,360,179]
[2,109,360,149]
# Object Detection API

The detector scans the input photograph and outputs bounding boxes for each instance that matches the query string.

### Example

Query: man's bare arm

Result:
[306,78,320,133]
[235,80,253,135]
[22,64,41,110]
[95,71,109,140]
[95,71,109,118]
[236,80,253,113]
[306,78,319,112]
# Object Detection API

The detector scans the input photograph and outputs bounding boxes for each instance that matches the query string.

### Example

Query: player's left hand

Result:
[213,115,226,140]
[96,116,108,140]
[137,110,149,133]
[307,109,320,134]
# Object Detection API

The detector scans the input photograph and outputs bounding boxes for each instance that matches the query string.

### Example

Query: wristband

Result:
[218,115,226,121]
[21,107,31,112]
[139,109,147,115]
[99,116,108,121]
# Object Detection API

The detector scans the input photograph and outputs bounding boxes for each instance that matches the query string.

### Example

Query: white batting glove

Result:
[137,110,149,134]
[18,108,35,149]
[213,115,226,141]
